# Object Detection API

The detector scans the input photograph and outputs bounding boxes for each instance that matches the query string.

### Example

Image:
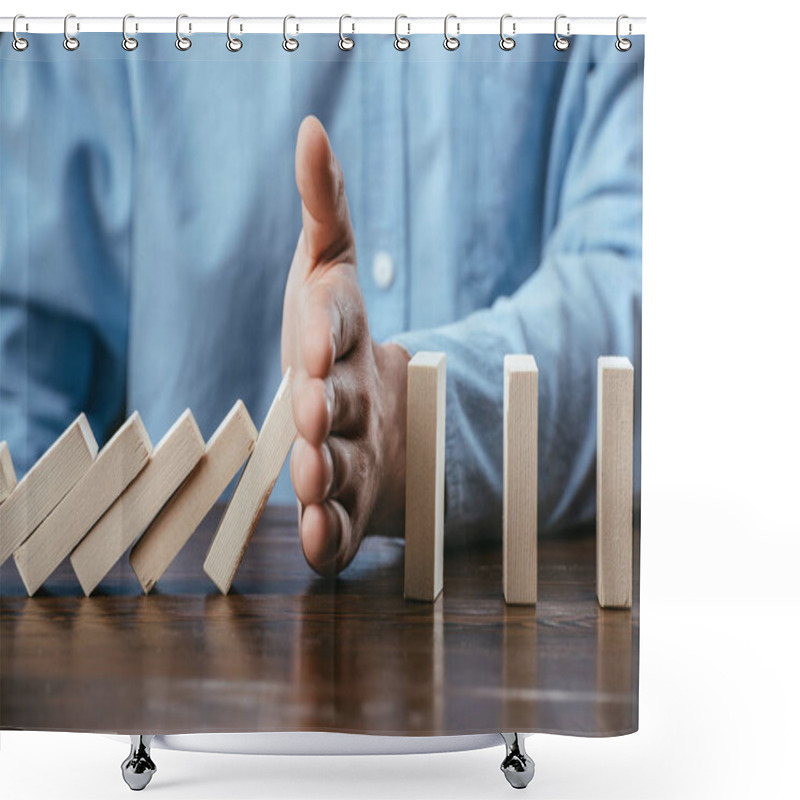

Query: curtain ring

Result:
[554,14,570,51]
[122,14,138,51]
[394,15,410,51]
[175,14,192,50]
[499,14,515,51]
[227,15,243,51]
[615,14,632,51]
[12,15,29,51]
[339,14,354,50]
[443,14,460,51]
[63,13,80,51]
[283,15,299,51]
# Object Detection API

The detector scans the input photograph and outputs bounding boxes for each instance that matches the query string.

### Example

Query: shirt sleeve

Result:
[393,40,643,538]
[0,41,132,472]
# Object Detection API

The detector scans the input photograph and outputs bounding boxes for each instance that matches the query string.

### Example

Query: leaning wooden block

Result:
[130,401,258,593]
[0,442,16,504]
[71,410,205,596]
[404,351,446,602]
[0,415,98,567]
[204,370,296,594]
[503,355,538,606]
[596,356,634,609]
[13,413,152,596]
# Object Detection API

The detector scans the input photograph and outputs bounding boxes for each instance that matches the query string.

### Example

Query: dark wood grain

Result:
[0,505,639,737]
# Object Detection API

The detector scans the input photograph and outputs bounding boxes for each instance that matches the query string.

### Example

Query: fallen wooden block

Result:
[13,413,152,596]
[203,370,295,594]
[0,441,16,504]
[404,351,446,602]
[130,401,258,593]
[596,356,634,609]
[503,354,538,606]
[0,415,98,567]
[71,410,205,596]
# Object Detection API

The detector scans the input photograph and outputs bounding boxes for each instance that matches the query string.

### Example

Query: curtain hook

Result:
[339,14,354,50]
[394,14,410,51]
[63,13,79,51]
[443,14,460,51]
[122,14,138,51]
[12,14,29,51]
[283,15,299,51]
[227,15,243,51]
[615,14,632,51]
[554,14,570,51]
[175,13,192,50]
[499,14,515,51]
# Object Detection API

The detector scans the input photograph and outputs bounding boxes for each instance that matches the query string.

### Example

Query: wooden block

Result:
[503,355,538,606]
[404,351,446,602]
[0,415,98,567]
[203,370,296,594]
[13,413,152,596]
[0,441,17,504]
[596,356,634,609]
[130,401,258,593]
[71,410,205,596]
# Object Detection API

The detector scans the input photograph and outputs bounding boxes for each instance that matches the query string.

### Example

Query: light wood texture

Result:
[13,413,152,596]
[596,356,634,609]
[0,415,98,567]
[503,354,538,605]
[130,401,258,593]
[70,410,205,596]
[203,370,296,594]
[404,351,446,602]
[0,442,16,504]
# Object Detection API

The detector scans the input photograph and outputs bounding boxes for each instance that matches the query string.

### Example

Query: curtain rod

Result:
[1,16,646,36]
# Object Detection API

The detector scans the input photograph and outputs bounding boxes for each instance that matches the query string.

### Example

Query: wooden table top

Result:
[0,505,639,737]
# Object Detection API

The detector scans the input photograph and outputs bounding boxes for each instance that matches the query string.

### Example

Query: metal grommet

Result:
[443,14,460,51]
[394,14,410,51]
[554,14,570,51]
[283,15,299,51]
[175,13,192,51]
[615,14,632,51]
[63,13,79,51]
[338,14,354,50]
[227,15,243,51]
[12,14,29,51]
[499,14,515,51]
[122,14,138,51]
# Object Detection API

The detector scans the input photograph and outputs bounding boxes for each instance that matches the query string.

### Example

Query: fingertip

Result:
[292,373,332,445]
[300,502,343,576]
[302,321,336,379]
[295,116,333,205]
[290,438,333,505]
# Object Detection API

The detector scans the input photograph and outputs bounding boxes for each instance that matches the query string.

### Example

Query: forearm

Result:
[392,248,641,538]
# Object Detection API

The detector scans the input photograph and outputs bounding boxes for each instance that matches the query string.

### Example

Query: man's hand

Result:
[281,116,410,576]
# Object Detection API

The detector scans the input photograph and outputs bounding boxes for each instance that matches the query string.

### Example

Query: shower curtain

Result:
[0,26,643,742]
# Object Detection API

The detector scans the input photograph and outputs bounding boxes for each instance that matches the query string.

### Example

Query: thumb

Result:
[295,115,354,265]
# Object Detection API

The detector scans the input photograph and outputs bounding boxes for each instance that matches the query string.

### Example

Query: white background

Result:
[2,1,799,798]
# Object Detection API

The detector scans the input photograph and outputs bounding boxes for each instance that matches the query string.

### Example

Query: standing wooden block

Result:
[13,413,152,596]
[404,351,446,602]
[130,401,258,593]
[0,442,16,504]
[503,355,538,606]
[0,415,98,567]
[204,370,296,594]
[70,410,205,596]
[596,356,634,609]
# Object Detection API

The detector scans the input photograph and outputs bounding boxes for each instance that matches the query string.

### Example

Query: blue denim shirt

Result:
[0,32,643,536]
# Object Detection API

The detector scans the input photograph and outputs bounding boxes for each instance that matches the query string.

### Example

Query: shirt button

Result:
[372,251,395,290]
